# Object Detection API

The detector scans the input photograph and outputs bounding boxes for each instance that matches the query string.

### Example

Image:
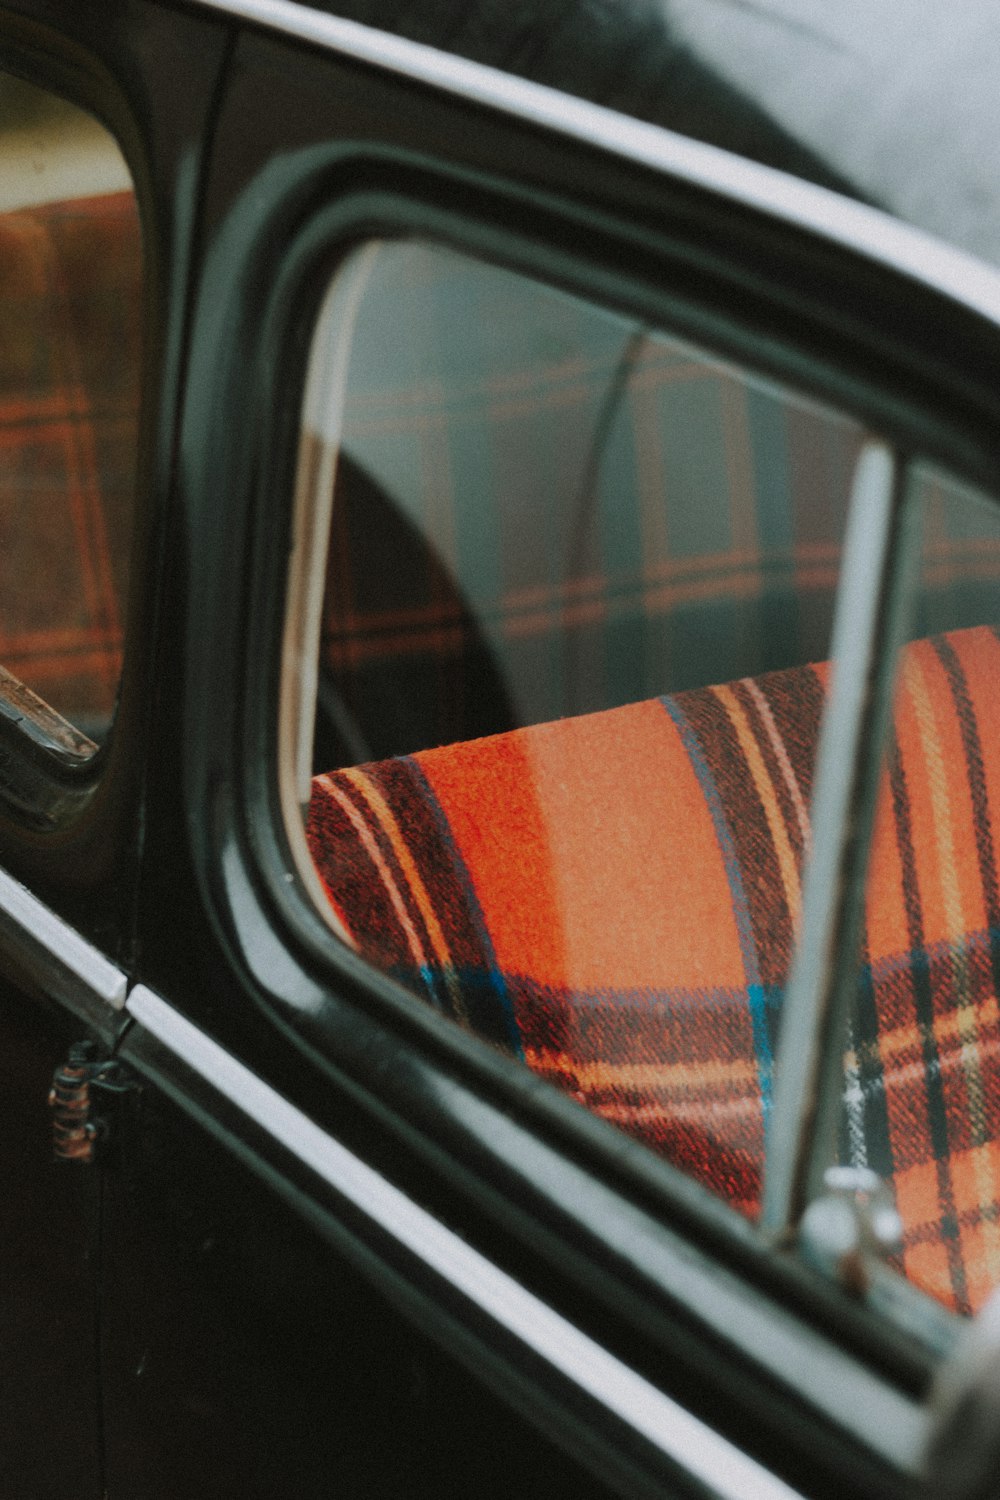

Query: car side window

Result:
[282,236,873,1223]
[847,469,1000,1317]
[0,75,141,750]
[281,232,1000,1337]
[305,240,858,765]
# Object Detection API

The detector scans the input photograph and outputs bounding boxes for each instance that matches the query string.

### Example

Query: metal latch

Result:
[48,1040,136,1164]
[798,1165,904,1295]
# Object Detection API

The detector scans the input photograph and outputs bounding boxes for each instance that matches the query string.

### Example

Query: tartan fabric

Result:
[320,239,859,761]
[0,191,142,738]
[318,245,1000,769]
[308,625,1000,1314]
[851,627,1000,1314]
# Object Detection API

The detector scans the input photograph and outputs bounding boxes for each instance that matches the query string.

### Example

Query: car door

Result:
[0,4,229,1495]
[36,4,1000,1499]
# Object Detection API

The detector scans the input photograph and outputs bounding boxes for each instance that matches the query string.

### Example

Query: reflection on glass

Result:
[295,240,865,1218]
[847,471,1000,1314]
[0,75,141,746]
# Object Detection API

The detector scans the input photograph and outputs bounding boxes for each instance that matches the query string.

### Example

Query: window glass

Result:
[289,238,865,1219]
[0,75,141,749]
[849,470,1000,1316]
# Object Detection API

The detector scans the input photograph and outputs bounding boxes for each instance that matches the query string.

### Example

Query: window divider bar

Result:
[762,440,918,1239]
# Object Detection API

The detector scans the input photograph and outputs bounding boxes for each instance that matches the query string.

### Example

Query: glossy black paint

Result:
[0,981,102,1495]
[101,1028,626,1499]
[4,1,999,1496]
[0,8,227,1495]
[121,18,972,1499]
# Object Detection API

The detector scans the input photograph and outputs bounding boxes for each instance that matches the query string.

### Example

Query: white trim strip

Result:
[0,861,126,1009]
[196,0,1000,329]
[763,442,898,1231]
[126,982,803,1500]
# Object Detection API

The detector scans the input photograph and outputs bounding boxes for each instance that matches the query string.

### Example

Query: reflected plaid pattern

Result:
[0,191,141,732]
[320,241,859,756]
[308,626,1000,1314]
[319,243,1000,765]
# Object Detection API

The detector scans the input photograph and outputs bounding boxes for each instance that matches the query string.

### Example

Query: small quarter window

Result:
[0,75,141,751]
[849,469,1000,1316]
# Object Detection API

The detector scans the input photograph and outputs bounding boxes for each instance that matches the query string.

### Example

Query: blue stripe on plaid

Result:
[393,965,782,1034]
[401,756,524,1058]
[863,925,1000,991]
[496,980,783,1014]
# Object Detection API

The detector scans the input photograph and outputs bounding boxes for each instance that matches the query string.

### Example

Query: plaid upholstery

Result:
[853,627,1000,1315]
[320,240,860,761]
[0,191,142,739]
[308,625,1000,1315]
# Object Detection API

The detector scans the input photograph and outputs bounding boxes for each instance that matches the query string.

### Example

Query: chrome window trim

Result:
[126,981,815,1500]
[193,0,1000,330]
[0,860,126,1012]
[763,442,901,1232]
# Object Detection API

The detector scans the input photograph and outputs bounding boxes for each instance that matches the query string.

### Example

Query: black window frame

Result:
[163,9,1000,1497]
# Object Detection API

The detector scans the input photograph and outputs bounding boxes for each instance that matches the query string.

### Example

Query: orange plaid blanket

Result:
[309,625,1000,1314]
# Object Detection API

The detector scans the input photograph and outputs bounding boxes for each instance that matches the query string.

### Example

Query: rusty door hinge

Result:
[48,1040,137,1164]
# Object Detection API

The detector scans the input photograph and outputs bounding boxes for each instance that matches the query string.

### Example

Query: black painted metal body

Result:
[3,2,1000,1496]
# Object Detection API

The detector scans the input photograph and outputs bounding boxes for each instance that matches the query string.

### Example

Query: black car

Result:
[6,1,1000,1496]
